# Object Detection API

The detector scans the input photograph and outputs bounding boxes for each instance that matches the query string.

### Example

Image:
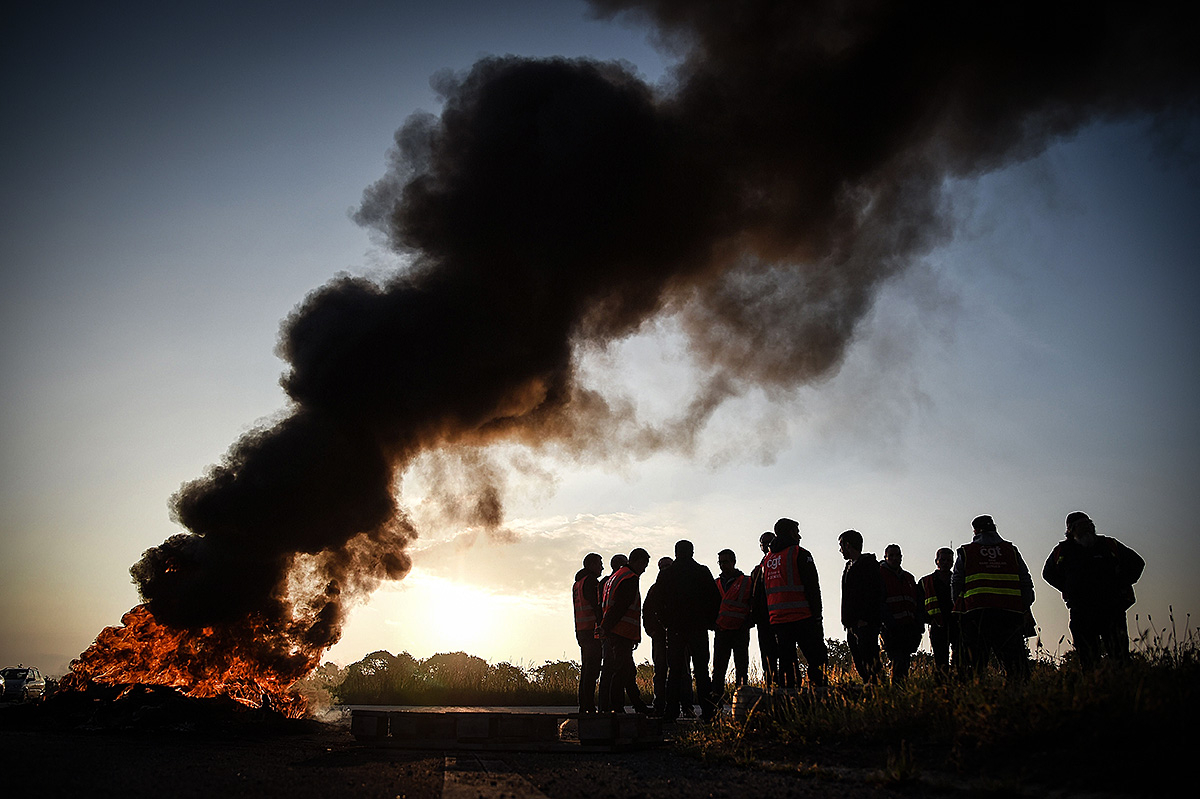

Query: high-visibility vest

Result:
[715,572,752,630]
[921,573,945,624]
[572,575,598,634]
[880,565,920,623]
[761,545,813,624]
[602,566,641,642]
[959,541,1026,613]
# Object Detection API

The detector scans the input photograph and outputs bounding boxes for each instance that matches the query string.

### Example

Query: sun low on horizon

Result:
[327,570,567,669]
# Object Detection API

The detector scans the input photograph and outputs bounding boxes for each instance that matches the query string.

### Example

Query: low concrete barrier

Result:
[351,709,662,752]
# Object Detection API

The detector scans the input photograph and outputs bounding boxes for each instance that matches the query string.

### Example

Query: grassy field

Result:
[676,613,1197,794]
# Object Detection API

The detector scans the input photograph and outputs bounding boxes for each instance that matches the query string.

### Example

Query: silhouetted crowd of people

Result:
[571,511,1144,718]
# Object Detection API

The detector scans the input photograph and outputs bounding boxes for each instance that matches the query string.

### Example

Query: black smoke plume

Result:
[125,1,1197,672]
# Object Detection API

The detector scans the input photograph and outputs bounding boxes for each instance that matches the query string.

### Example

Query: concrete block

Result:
[350,710,386,740]
[455,714,493,741]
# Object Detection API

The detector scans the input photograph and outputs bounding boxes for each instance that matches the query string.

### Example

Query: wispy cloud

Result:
[404,510,685,601]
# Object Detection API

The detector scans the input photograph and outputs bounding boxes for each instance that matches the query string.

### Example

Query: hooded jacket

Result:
[1043,535,1144,611]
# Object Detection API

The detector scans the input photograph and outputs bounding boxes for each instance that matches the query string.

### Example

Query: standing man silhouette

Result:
[1043,511,1144,670]
[711,548,753,706]
[598,548,651,713]
[763,518,828,690]
[952,515,1033,683]
[921,547,959,677]
[659,540,721,721]
[839,529,884,684]
[572,552,604,712]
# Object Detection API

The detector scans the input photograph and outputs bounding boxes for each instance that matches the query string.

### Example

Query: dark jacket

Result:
[657,556,721,631]
[749,562,770,627]
[880,562,925,628]
[1043,535,1144,611]
[643,580,667,639]
[842,553,884,629]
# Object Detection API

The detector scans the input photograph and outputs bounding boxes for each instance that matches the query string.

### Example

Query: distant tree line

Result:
[308,650,601,705]
[298,636,1097,708]
[306,638,871,706]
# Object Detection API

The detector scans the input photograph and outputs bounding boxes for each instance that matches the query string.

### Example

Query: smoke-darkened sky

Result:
[2,0,1198,673]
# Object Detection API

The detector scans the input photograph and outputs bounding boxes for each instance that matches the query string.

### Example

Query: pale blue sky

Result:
[2,1,1196,673]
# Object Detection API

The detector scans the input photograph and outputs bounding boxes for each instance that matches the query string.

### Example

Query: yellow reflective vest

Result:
[959,541,1026,613]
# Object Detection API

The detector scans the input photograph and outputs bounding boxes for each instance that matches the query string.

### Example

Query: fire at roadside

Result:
[58,605,311,721]
[0,683,324,738]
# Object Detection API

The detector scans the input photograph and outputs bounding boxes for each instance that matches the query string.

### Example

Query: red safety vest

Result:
[602,566,642,642]
[881,565,920,623]
[761,545,813,624]
[920,573,945,625]
[715,572,752,630]
[572,575,598,634]
[959,541,1026,613]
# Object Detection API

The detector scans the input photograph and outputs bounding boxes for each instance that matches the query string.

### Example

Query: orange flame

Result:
[60,604,311,718]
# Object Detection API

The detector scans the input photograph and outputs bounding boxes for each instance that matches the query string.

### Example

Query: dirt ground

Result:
[0,697,933,799]
[1,722,946,799]
[1,699,1160,798]
[4,723,452,798]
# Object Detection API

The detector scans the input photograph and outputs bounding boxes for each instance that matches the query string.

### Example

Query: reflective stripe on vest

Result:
[761,545,812,623]
[572,577,597,633]
[602,566,642,642]
[716,573,752,630]
[960,541,1026,613]
[881,565,919,623]
[920,574,943,620]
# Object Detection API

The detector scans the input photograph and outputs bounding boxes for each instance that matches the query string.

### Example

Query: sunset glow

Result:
[1,1,1196,683]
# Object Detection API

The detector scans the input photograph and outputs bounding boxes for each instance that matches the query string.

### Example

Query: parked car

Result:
[1,666,47,702]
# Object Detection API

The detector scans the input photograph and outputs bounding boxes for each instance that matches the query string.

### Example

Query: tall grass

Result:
[676,618,1198,792]
[1132,606,1194,667]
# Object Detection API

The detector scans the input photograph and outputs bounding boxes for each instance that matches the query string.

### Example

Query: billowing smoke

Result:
[126,1,1198,674]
